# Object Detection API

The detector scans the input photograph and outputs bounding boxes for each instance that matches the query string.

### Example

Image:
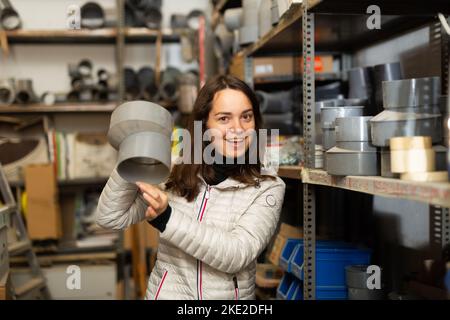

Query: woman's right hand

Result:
[136,182,169,221]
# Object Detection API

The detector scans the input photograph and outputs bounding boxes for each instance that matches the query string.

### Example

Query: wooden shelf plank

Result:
[5,28,180,44]
[0,101,176,114]
[302,168,450,208]
[277,165,302,180]
[0,103,117,113]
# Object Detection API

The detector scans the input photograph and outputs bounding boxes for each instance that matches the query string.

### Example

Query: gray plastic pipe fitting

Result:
[108,100,173,184]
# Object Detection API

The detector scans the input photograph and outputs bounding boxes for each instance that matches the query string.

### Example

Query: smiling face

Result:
[206,88,256,159]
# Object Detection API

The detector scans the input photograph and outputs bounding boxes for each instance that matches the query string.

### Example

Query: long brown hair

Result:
[165,75,275,202]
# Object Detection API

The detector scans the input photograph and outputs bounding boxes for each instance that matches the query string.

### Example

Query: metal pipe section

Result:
[137,66,158,101]
[240,0,261,45]
[256,90,293,114]
[159,67,181,102]
[177,72,198,114]
[0,78,15,106]
[187,10,205,30]
[80,2,105,29]
[15,79,36,104]
[124,67,140,100]
[0,0,21,30]
[224,8,243,31]
[108,101,173,184]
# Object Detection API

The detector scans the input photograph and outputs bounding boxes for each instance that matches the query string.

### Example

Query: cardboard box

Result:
[299,55,334,74]
[253,56,296,80]
[268,223,302,266]
[25,164,62,240]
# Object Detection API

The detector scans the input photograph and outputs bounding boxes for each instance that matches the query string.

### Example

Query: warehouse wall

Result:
[1,0,211,95]
[354,25,442,291]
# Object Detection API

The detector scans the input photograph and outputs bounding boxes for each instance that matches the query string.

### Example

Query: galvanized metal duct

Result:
[137,66,158,101]
[187,10,205,30]
[258,0,272,38]
[124,67,140,100]
[382,77,441,109]
[256,90,293,114]
[170,14,188,29]
[0,78,15,106]
[108,101,173,184]
[240,0,261,45]
[0,0,21,30]
[15,79,37,104]
[224,8,243,31]
[177,72,198,114]
[159,67,181,102]
[214,22,234,59]
[80,2,105,29]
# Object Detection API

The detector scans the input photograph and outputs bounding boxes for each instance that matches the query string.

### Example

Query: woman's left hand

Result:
[136,182,169,221]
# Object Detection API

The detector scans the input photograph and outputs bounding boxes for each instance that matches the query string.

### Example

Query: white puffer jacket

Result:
[96,168,286,300]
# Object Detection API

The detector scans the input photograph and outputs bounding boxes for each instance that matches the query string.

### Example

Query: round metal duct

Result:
[224,8,243,31]
[0,0,21,30]
[80,2,105,29]
[159,67,181,102]
[137,66,158,101]
[240,0,261,45]
[259,0,272,37]
[15,79,37,104]
[177,72,198,114]
[108,101,173,184]
[187,10,205,30]
[0,78,15,106]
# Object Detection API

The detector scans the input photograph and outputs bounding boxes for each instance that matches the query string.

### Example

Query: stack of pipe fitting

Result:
[0,0,21,30]
[318,99,366,151]
[80,2,105,29]
[125,0,162,29]
[0,78,37,105]
[326,116,379,176]
[370,77,442,147]
[68,59,115,102]
[348,62,402,116]
[389,136,448,182]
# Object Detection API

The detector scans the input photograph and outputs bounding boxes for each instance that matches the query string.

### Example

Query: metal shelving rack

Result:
[301,0,450,300]
[225,0,450,300]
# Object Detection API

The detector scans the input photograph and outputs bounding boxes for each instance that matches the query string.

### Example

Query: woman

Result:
[96,75,286,300]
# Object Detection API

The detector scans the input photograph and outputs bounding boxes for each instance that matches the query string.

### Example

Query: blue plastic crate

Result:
[279,239,301,272]
[288,282,348,300]
[295,241,371,287]
[277,273,298,300]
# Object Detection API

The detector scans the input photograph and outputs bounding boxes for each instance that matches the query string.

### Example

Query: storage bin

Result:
[279,239,301,272]
[276,273,298,300]
[294,240,371,287]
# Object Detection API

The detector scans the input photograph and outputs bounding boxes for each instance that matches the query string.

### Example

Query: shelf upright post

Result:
[116,0,125,103]
[302,2,316,300]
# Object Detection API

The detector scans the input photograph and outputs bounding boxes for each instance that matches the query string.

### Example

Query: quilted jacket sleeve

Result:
[160,178,286,274]
[95,169,148,230]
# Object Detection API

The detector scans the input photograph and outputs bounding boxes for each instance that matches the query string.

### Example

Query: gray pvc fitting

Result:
[259,0,272,37]
[240,0,261,45]
[270,0,279,25]
[160,67,182,102]
[81,2,105,29]
[108,101,173,184]
[214,22,234,59]
[382,76,441,109]
[0,78,15,106]
[15,79,37,104]
[187,10,205,30]
[224,8,243,31]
